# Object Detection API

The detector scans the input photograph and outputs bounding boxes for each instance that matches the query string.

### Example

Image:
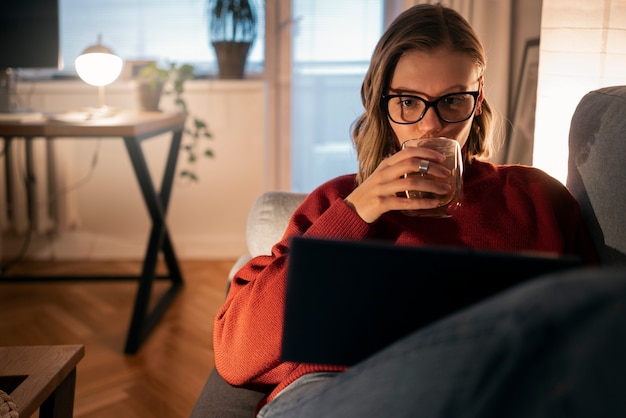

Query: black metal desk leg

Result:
[122,128,184,354]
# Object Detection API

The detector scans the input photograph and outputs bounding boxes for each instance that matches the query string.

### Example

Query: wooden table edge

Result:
[0,344,85,417]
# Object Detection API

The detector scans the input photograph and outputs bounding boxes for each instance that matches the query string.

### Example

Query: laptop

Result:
[281,237,582,367]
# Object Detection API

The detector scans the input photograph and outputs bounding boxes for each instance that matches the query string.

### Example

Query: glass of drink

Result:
[401,137,463,217]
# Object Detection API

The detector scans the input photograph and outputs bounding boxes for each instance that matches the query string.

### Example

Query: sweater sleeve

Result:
[213,175,370,387]
[511,165,599,265]
[545,177,600,265]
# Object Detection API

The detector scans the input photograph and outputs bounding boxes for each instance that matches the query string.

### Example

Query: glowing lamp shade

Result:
[74,37,123,110]
[75,50,123,86]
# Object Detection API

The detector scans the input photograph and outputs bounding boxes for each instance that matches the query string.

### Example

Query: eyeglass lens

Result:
[387,93,476,124]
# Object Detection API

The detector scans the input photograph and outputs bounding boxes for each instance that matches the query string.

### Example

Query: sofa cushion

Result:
[189,368,266,418]
[567,85,626,265]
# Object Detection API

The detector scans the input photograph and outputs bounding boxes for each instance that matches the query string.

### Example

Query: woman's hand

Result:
[344,145,452,223]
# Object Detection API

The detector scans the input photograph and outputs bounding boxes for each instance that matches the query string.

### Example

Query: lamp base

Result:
[51,106,121,123]
[83,105,119,119]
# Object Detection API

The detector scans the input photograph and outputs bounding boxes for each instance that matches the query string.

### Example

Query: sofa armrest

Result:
[567,85,626,265]
[246,191,308,257]
[226,191,308,291]
[228,254,252,283]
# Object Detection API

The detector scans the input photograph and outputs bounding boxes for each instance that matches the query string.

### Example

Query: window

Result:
[290,0,384,192]
[41,0,384,194]
[55,0,265,77]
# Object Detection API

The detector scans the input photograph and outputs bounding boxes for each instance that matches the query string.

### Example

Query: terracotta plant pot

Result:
[135,80,164,111]
[212,41,251,79]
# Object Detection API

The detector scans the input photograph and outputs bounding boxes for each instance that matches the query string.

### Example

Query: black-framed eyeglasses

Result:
[382,91,479,124]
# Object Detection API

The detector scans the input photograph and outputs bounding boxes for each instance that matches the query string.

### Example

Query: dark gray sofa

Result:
[190,85,626,417]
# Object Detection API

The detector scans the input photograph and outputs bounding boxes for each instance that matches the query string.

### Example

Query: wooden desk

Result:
[0,345,84,418]
[0,111,187,354]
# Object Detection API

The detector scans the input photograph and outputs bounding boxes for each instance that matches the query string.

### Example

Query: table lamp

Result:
[75,35,123,117]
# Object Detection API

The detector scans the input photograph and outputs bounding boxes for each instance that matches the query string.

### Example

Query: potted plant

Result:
[135,62,169,112]
[207,0,258,79]
[136,62,214,182]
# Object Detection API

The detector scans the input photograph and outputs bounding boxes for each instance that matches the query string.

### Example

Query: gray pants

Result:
[257,267,626,418]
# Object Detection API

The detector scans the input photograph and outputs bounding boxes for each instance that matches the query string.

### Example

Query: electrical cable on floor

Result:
[0,223,33,276]
[1,139,35,275]
[0,138,101,274]
[56,138,101,194]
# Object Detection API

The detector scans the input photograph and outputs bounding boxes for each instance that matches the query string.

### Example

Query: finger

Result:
[395,194,441,211]
[401,174,452,196]
[376,154,448,186]
[405,158,452,179]
[381,145,446,168]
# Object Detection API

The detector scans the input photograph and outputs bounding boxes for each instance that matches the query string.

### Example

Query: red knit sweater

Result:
[213,160,599,409]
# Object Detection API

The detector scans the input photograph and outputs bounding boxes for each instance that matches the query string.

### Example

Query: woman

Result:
[213,4,601,417]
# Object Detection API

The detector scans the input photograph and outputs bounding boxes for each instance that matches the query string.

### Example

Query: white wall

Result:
[534,0,626,185]
[6,79,268,260]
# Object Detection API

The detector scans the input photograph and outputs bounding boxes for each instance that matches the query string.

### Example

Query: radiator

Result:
[1,138,75,235]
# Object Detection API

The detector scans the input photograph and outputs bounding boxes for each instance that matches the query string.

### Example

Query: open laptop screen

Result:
[281,237,581,366]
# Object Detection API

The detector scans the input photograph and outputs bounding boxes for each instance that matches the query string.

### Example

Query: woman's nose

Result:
[418,106,443,134]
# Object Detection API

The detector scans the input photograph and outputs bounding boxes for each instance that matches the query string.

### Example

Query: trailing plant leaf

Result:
[138,61,215,182]
[180,170,198,182]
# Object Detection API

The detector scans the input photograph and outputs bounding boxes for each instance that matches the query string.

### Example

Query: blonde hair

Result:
[351,3,497,184]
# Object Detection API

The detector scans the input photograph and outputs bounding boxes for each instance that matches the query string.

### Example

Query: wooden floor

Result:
[0,258,234,418]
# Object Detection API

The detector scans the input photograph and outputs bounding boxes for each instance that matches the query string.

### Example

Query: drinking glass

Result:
[401,137,463,217]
